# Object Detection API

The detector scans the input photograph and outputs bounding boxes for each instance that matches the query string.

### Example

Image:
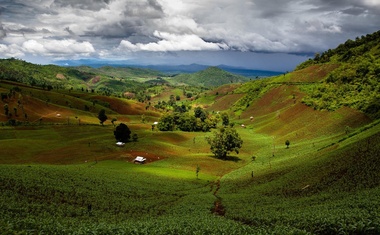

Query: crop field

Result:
[1,114,379,234]
[1,54,380,233]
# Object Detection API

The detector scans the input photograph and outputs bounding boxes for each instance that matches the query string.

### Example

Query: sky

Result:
[0,0,379,72]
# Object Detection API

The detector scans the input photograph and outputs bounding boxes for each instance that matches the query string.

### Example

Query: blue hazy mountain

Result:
[54,59,283,77]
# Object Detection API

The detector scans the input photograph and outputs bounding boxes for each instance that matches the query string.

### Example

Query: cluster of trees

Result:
[155,105,243,159]
[157,107,219,132]
[99,105,243,159]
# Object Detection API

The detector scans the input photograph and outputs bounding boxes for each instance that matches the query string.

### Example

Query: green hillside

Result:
[170,66,250,87]
[296,30,380,118]
[223,30,380,120]
[0,31,380,234]
[0,58,158,97]
[75,65,163,80]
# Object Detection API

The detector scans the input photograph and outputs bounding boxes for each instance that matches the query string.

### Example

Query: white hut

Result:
[134,156,146,164]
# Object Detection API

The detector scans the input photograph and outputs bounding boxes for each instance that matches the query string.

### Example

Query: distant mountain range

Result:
[54,59,283,77]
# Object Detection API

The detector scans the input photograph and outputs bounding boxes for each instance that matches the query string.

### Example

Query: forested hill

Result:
[0,58,169,95]
[73,66,163,78]
[170,66,250,88]
[297,30,380,68]
[293,30,380,119]
[0,58,93,88]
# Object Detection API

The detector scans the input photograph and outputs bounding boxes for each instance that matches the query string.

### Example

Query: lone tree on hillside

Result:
[111,118,117,127]
[207,127,243,160]
[114,123,131,143]
[4,104,9,116]
[285,140,290,149]
[98,109,107,125]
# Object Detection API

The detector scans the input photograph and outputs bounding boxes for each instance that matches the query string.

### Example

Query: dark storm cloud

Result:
[341,7,367,16]
[52,0,111,11]
[64,27,75,36]
[77,0,164,40]
[0,25,6,39]
[307,0,380,16]
[0,0,379,69]
[250,0,291,18]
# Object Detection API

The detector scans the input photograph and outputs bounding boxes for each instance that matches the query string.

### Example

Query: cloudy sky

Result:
[0,0,379,71]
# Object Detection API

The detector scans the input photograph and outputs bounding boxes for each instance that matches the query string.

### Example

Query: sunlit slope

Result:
[240,84,370,141]
[0,80,160,124]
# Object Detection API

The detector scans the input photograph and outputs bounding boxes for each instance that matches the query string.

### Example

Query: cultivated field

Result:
[1,60,380,233]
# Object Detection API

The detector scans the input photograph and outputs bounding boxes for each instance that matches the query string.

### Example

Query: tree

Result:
[98,109,107,125]
[114,123,131,143]
[111,118,117,127]
[221,113,229,126]
[4,104,9,116]
[178,113,196,131]
[207,127,243,159]
[157,114,175,131]
[194,107,207,122]
[285,140,290,149]
[196,165,200,179]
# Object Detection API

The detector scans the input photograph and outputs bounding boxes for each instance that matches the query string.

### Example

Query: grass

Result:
[1,71,380,233]
[1,121,378,234]
[218,130,380,233]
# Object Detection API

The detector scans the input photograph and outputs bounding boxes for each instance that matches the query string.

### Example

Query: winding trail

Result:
[211,179,225,216]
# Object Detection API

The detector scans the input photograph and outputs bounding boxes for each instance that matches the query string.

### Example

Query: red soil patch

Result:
[208,84,241,96]
[241,84,371,141]
[290,64,340,82]
[255,102,370,141]
[0,94,74,123]
[92,96,148,115]
[91,76,101,84]
[56,74,66,80]
[242,85,303,118]
[123,92,135,99]
[209,94,244,112]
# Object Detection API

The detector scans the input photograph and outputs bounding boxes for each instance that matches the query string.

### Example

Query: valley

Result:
[0,31,380,234]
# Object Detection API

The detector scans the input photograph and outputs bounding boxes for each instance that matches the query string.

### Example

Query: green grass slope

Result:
[170,66,250,88]
[219,122,380,234]
[0,31,380,234]
[75,65,163,79]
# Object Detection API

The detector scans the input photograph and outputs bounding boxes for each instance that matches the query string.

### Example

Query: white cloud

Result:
[119,31,228,52]
[22,40,46,54]
[22,39,95,56]
[362,0,380,7]
[0,44,25,58]
[1,0,379,68]
[0,44,8,53]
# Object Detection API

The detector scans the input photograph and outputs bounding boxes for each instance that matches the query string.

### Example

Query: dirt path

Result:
[211,179,225,216]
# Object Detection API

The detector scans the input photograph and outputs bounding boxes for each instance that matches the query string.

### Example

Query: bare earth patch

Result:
[56,74,66,80]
